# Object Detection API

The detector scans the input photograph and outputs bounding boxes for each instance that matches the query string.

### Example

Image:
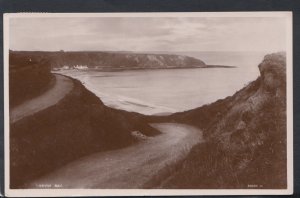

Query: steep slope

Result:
[10,51,287,189]
[10,74,159,188]
[10,51,206,70]
[149,52,287,189]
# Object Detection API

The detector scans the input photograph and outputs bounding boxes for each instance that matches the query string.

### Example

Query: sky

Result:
[9,16,288,52]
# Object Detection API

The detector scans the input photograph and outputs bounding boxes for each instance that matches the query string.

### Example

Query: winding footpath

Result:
[11,73,204,189]
[10,74,73,123]
[27,123,203,189]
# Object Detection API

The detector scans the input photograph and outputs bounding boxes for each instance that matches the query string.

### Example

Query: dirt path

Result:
[27,123,203,189]
[10,74,73,123]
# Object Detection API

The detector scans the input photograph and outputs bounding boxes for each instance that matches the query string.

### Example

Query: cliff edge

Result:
[151,52,287,189]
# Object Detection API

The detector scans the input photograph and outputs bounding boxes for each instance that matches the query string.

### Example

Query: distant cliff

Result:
[10,51,206,70]
[148,52,287,189]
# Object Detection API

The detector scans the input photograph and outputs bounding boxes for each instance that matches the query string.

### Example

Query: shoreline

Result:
[9,52,288,189]
[53,64,237,73]
[54,65,245,116]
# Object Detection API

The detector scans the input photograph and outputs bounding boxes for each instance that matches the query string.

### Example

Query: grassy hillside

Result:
[10,51,287,189]
[10,76,159,188]
[147,52,287,189]
[9,52,53,108]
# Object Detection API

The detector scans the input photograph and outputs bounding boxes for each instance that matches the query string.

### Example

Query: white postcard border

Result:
[3,12,293,197]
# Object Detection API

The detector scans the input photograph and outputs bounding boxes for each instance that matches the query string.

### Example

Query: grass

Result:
[10,76,159,188]
[145,53,287,189]
[10,52,287,189]
[150,96,287,189]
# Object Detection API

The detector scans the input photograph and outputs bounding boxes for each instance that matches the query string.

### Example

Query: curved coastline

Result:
[55,64,249,116]
[9,52,287,189]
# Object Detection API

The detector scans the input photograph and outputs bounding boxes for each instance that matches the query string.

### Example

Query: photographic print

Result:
[4,12,293,196]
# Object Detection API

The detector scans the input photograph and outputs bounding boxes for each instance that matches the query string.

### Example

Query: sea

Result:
[56,51,268,115]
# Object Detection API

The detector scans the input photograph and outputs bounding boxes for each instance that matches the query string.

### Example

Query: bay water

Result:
[56,51,267,115]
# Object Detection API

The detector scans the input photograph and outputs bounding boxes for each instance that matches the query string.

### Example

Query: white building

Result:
[74,65,88,70]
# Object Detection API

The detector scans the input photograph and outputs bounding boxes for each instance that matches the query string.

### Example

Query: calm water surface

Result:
[57,52,265,115]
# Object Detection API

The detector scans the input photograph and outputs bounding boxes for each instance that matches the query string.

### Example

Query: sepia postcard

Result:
[3,12,293,196]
